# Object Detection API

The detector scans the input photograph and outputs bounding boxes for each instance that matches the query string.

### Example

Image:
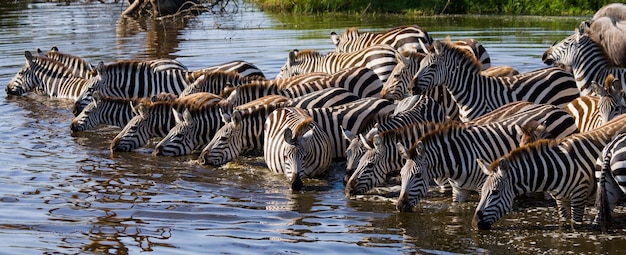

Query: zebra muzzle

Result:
[472,211,492,230]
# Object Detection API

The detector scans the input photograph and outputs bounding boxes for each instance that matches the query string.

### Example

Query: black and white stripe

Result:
[593,132,626,231]
[276,44,401,83]
[417,40,580,122]
[472,114,626,230]
[330,25,433,54]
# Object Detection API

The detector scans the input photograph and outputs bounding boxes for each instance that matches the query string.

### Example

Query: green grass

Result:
[246,0,619,15]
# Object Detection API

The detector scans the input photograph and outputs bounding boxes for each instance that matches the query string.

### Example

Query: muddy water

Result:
[1,1,625,254]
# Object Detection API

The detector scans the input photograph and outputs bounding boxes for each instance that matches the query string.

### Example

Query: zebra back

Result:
[197,95,291,166]
[6,50,92,99]
[473,114,626,230]
[276,44,401,83]
[418,40,580,121]
[153,93,233,156]
[263,107,332,190]
[180,70,265,97]
[39,47,94,79]
[191,60,266,80]
[330,25,433,54]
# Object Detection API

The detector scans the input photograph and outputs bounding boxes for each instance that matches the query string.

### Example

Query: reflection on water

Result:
[2,1,626,254]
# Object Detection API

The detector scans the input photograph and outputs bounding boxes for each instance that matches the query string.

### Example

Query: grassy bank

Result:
[246,0,617,15]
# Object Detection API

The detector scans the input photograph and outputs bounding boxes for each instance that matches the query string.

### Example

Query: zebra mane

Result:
[29,54,80,78]
[294,50,323,59]
[290,108,314,137]
[438,40,483,71]
[344,27,360,34]
[407,120,467,158]
[176,93,231,113]
[235,95,289,111]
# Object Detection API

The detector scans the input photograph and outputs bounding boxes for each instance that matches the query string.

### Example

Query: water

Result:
[1,1,625,254]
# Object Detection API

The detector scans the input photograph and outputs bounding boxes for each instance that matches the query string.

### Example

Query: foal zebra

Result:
[275,44,401,83]
[542,24,626,95]
[6,51,94,99]
[472,114,626,230]
[264,107,332,191]
[417,40,580,122]
[330,25,433,54]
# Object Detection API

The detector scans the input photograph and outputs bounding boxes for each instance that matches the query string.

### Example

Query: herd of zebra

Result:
[6,3,626,232]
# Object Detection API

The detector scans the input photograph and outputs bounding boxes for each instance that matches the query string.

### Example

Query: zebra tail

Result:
[597,154,612,232]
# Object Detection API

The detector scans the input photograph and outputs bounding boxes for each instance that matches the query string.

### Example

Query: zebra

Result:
[417,40,580,122]
[593,132,626,231]
[197,88,362,166]
[153,94,234,156]
[198,88,363,166]
[564,75,625,133]
[110,92,219,152]
[6,51,95,99]
[330,25,433,54]
[542,24,626,95]
[263,107,332,191]
[275,44,402,84]
[227,66,383,106]
[73,59,265,116]
[472,114,626,230]
[69,92,178,133]
[381,38,518,102]
[37,46,94,79]
[179,70,265,97]
[350,102,579,199]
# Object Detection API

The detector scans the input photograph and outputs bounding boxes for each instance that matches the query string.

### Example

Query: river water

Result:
[1,1,625,254]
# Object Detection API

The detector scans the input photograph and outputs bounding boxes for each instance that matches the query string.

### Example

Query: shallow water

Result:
[1,1,625,254]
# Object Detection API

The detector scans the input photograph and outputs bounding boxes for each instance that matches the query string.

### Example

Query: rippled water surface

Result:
[1,1,626,254]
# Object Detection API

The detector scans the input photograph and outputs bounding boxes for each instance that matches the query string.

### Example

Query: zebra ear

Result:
[476,158,492,176]
[418,39,429,54]
[96,61,105,76]
[284,128,296,145]
[341,125,355,141]
[219,108,231,124]
[397,142,409,160]
[288,49,299,64]
[37,48,45,57]
[172,108,184,124]
[574,28,582,43]
[24,51,34,66]
[131,103,146,118]
[50,46,59,52]
[302,126,315,141]
[609,78,621,97]
[360,134,373,150]
[330,31,339,45]
[432,41,442,55]
[416,141,425,155]
[373,134,382,149]
[591,81,606,96]
[182,109,192,124]
[92,91,101,104]
[497,158,510,175]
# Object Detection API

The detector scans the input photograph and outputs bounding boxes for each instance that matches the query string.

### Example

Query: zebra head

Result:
[73,62,105,116]
[282,126,317,191]
[6,51,42,96]
[415,40,448,94]
[276,49,301,79]
[344,134,393,197]
[330,28,359,53]
[153,108,198,156]
[197,110,243,166]
[70,91,103,133]
[542,26,587,68]
[110,102,153,152]
[396,141,431,212]
[381,54,414,101]
[592,75,626,124]
[472,158,515,230]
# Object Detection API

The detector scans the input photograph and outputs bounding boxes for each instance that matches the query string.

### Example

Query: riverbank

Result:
[246,0,612,15]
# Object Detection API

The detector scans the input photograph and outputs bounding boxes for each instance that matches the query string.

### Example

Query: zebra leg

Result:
[451,187,472,203]
[555,199,572,224]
